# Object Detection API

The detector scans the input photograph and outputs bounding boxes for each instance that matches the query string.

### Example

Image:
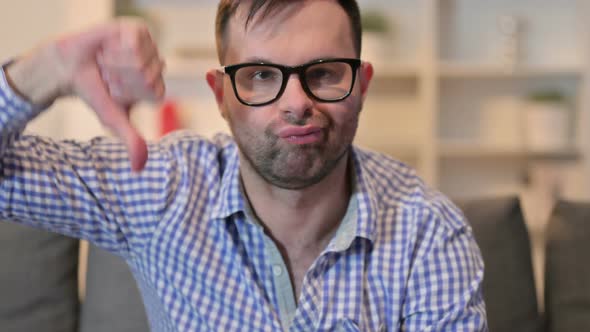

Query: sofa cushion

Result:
[457,196,542,332]
[79,244,149,332]
[0,222,79,332]
[545,200,590,332]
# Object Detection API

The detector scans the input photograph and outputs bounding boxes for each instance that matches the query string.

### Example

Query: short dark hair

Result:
[215,0,362,64]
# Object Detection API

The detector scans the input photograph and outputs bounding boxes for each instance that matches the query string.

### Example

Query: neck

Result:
[240,151,352,250]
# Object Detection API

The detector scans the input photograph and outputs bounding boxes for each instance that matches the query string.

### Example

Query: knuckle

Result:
[133,25,149,48]
[156,82,166,99]
[135,53,149,70]
[121,25,144,52]
[133,46,153,71]
[142,59,163,86]
[144,73,156,88]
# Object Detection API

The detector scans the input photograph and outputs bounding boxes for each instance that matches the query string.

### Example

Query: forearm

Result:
[0,132,170,258]
[4,44,65,107]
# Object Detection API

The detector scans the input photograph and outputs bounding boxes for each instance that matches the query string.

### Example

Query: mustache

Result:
[282,112,329,127]
[284,117,309,126]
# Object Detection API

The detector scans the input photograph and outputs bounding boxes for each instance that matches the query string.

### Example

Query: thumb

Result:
[75,65,148,172]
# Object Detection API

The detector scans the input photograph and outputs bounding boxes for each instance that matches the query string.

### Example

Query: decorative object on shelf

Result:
[524,90,573,152]
[159,100,182,137]
[174,46,218,60]
[496,14,522,72]
[361,9,393,67]
[114,0,161,41]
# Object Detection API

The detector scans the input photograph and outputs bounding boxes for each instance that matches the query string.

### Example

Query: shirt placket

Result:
[263,234,298,330]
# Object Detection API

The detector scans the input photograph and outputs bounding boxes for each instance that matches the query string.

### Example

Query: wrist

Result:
[5,44,67,106]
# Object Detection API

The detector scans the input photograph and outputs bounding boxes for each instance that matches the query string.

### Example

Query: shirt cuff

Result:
[0,59,48,122]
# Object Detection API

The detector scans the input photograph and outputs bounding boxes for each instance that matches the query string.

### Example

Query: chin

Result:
[262,149,349,190]
[263,171,327,190]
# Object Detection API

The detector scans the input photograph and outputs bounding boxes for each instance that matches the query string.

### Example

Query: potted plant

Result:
[361,10,392,66]
[114,0,160,41]
[524,90,573,152]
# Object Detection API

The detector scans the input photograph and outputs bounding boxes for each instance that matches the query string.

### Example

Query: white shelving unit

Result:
[357,0,590,199]
[126,0,590,203]
[439,62,584,79]
[434,0,589,202]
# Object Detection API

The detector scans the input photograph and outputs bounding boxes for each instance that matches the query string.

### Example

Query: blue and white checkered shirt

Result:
[0,65,487,331]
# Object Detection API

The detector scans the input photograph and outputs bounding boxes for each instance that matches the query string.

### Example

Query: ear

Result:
[359,61,374,104]
[206,69,227,119]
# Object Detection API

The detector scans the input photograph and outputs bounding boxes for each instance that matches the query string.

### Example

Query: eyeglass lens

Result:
[233,61,354,105]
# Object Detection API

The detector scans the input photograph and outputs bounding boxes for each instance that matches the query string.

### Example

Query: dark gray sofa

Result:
[457,197,543,332]
[0,197,587,331]
[544,200,590,332]
[0,222,149,332]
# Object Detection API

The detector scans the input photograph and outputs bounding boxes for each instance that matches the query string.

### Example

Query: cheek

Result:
[222,83,249,123]
[329,100,361,133]
[225,104,274,140]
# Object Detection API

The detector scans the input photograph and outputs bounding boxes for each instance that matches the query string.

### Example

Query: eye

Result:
[307,68,334,81]
[250,70,280,81]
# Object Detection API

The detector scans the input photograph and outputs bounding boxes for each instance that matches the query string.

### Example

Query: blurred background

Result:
[1,0,590,310]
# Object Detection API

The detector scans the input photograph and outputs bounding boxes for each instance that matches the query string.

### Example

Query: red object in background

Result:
[159,100,181,137]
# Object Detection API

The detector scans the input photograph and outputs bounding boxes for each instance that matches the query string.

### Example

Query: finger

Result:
[134,26,157,67]
[155,75,166,100]
[99,25,157,70]
[100,55,165,102]
[100,43,157,70]
[75,65,148,172]
[141,57,166,101]
[99,64,134,106]
[152,78,166,102]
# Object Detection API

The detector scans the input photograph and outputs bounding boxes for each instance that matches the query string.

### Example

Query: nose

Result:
[277,74,313,121]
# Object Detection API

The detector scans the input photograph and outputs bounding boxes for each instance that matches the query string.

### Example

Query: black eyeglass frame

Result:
[223,58,362,107]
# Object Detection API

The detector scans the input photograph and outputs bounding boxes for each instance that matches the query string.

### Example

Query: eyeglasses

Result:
[223,58,361,107]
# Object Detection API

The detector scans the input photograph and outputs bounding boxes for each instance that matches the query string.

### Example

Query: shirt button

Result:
[272,264,283,276]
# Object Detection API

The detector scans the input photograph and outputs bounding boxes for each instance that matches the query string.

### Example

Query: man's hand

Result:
[6,19,165,172]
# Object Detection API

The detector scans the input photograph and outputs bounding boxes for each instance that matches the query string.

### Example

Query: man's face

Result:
[212,0,371,190]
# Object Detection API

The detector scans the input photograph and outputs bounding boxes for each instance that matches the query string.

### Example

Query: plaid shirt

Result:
[0,65,487,331]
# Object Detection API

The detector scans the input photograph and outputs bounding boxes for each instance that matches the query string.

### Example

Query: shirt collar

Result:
[325,147,379,251]
[209,143,379,244]
[209,143,246,220]
[348,146,379,243]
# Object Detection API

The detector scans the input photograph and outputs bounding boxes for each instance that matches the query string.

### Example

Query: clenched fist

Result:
[6,19,165,172]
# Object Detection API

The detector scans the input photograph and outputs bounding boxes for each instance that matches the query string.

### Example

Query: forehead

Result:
[225,0,356,65]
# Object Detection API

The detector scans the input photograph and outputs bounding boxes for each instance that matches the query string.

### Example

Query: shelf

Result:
[372,62,419,79]
[164,54,219,80]
[439,142,581,160]
[439,62,583,79]
[355,141,419,159]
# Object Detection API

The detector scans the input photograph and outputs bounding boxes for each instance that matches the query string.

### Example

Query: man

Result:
[0,0,487,331]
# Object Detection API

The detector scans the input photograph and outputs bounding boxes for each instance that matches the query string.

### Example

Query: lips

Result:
[277,126,322,138]
[276,126,324,145]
